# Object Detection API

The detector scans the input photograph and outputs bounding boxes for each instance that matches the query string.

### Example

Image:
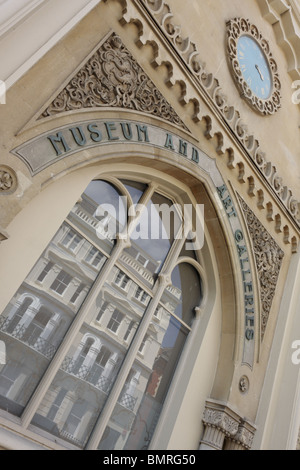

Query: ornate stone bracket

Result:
[237,194,284,341]
[200,400,256,450]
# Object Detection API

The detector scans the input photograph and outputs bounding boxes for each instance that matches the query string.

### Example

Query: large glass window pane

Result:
[121,193,182,287]
[0,179,126,417]
[120,180,147,206]
[97,307,189,451]
[0,223,106,416]
[97,262,202,450]
[31,267,150,448]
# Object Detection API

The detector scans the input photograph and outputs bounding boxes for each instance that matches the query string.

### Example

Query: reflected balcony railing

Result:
[60,357,114,394]
[58,430,87,448]
[118,391,137,411]
[0,316,58,360]
[60,356,137,411]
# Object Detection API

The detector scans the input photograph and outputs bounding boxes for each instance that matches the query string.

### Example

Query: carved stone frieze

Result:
[237,194,284,340]
[120,0,300,232]
[39,32,188,131]
[0,166,17,195]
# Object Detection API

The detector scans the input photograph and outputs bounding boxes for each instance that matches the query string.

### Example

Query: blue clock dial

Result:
[237,35,272,100]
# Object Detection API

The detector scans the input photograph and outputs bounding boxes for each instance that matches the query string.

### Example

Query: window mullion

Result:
[85,219,192,450]
[20,236,131,430]
[85,273,169,450]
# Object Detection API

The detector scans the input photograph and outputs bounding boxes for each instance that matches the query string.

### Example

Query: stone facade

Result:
[0,0,299,451]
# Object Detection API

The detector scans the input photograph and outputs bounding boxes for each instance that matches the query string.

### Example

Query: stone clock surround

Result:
[226,17,281,115]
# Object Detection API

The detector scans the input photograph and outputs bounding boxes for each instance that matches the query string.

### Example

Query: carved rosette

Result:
[39,33,188,131]
[0,166,17,195]
[238,195,284,340]
[226,18,281,115]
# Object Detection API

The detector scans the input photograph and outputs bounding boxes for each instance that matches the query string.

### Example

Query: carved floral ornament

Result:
[226,18,281,115]
[39,33,188,131]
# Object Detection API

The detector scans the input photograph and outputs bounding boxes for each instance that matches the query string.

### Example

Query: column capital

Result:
[200,399,256,450]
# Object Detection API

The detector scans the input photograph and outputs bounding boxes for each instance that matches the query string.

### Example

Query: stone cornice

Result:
[110,0,299,250]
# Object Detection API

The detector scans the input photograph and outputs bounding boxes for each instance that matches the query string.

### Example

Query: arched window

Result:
[0,177,205,450]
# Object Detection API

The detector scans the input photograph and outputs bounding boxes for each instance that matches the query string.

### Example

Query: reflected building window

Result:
[50,270,73,296]
[62,229,82,252]
[37,262,54,283]
[107,309,125,334]
[114,271,130,290]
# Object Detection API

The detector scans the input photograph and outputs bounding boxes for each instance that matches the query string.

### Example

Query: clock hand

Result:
[255,64,264,81]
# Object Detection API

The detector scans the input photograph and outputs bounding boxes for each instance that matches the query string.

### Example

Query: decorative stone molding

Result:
[116,0,300,237]
[0,166,17,195]
[226,17,281,115]
[38,32,188,131]
[237,194,284,340]
[200,400,256,450]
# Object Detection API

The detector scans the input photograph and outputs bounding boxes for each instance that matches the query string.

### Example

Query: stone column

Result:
[199,399,256,451]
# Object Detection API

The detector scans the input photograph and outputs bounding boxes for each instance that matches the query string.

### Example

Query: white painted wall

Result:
[0,0,101,89]
[253,249,300,450]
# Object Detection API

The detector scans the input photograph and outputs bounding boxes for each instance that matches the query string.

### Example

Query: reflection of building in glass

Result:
[0,187,185,449]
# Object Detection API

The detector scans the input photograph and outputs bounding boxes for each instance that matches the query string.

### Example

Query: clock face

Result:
[237,35,272,100]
